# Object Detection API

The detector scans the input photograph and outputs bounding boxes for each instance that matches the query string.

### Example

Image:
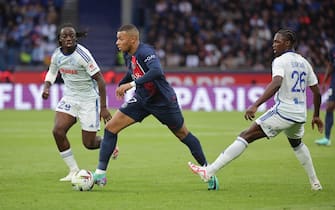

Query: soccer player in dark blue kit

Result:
[315,45,335,146]
[93,24,219,190]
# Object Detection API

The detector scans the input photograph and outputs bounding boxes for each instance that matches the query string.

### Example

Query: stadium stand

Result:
[139,0,335,71]
[78,0,120,68]
[0,0,334,73]
[0,0,62,71]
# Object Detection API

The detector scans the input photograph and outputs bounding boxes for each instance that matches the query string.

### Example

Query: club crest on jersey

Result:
[131,56,145,79]
[88,62,96,72]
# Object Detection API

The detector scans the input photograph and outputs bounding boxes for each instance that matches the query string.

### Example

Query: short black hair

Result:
[118,24,137,32]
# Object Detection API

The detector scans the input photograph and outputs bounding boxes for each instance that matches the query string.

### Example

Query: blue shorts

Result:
[119,96,184,131]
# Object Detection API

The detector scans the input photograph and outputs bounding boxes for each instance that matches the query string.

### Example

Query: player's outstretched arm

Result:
[244,76,282,121]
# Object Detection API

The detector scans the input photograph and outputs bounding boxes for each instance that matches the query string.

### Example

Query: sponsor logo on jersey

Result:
[144,54,156,62]
[60,68,78,74]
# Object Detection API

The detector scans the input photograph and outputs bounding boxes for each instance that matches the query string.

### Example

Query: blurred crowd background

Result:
[141,0,334,71]
[0,0,334,74]
[0,0,63,71]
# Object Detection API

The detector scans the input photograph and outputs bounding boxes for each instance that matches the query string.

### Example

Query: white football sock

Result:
[60,148,79,172]
[95,169,106,174]
[293,143,319,184]
[207,137,248,176]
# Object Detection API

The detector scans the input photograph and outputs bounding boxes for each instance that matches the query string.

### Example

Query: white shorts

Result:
[56,96,101,132]
[255,109,304,139]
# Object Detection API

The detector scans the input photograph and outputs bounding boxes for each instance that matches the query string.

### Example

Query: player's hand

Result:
[100,107,112,124]
[311,116,324,133]
[41,88,50,99]
[115,83,133,100]
[112,145,119,160]
[244,105,257,121]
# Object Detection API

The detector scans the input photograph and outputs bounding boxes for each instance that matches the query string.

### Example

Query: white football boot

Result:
[59,170,79,181]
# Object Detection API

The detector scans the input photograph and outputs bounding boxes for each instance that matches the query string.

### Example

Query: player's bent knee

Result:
[52,128,66,139]
[288,138,302,148]
[83,141,99,150]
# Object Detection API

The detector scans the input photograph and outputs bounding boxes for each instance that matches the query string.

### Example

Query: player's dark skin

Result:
[42,26,111,152]
[241,32,323,147]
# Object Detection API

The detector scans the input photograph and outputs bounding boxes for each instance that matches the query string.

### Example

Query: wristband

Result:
[130,81,136,87]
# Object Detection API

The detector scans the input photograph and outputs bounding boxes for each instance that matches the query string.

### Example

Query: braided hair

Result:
[57,23,88,46]
[277,29,297,49]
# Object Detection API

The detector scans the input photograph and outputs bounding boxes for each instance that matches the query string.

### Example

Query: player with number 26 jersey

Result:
[272,51,318,123]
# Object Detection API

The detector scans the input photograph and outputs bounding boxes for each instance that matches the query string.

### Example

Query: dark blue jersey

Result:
[119,43,177,105]
[329,46,335,87]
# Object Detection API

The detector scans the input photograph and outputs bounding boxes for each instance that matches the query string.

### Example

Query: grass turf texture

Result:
[0,110,334,210]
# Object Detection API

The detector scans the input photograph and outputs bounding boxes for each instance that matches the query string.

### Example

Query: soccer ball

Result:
[71,169,94,191]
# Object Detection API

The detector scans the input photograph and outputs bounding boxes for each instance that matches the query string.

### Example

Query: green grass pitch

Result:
[0,110,334,210]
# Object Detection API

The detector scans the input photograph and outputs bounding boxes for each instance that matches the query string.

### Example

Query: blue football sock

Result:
[325,111,333,139]
[97,129,118,170]
[181,132,207,166]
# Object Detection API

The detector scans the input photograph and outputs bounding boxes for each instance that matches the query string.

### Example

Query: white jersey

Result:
[48,44,101,100]
[272,51,318,123]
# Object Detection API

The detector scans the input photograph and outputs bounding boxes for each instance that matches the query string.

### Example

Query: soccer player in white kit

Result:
[42,23,118,181]
[188,29,324,191]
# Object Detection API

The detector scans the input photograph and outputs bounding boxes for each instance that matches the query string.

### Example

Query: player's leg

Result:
[81,130,100,149]
[82,130,122,157]
[188,109,279,184]
[315,89,335,146]
[189,122,264,179]
[94,97,146,186]
[287,125,322,190]
[153,105,219,190]
[173,123,221,190]
[151,103,208,166]
[77,97,120,158]
[324,101,334,141]
[78,97,103,149]
[173,124,208,166]
[53,111,79,181]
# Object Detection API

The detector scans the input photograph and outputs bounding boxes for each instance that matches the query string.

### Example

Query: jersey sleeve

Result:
[271,57,285,78]
[49,52,58,74]
[45,50,60,83]
[134,47,163,85]
[118,70,133,85]
[78,45,100,76]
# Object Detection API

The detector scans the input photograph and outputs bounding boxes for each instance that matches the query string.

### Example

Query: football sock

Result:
[95,169,106,175]
[97,129,118,170]
[293,143,318,183]
[181,132,207,166]
[325,111,333,139]
[207,137,248,176]
[60,148,79,172]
